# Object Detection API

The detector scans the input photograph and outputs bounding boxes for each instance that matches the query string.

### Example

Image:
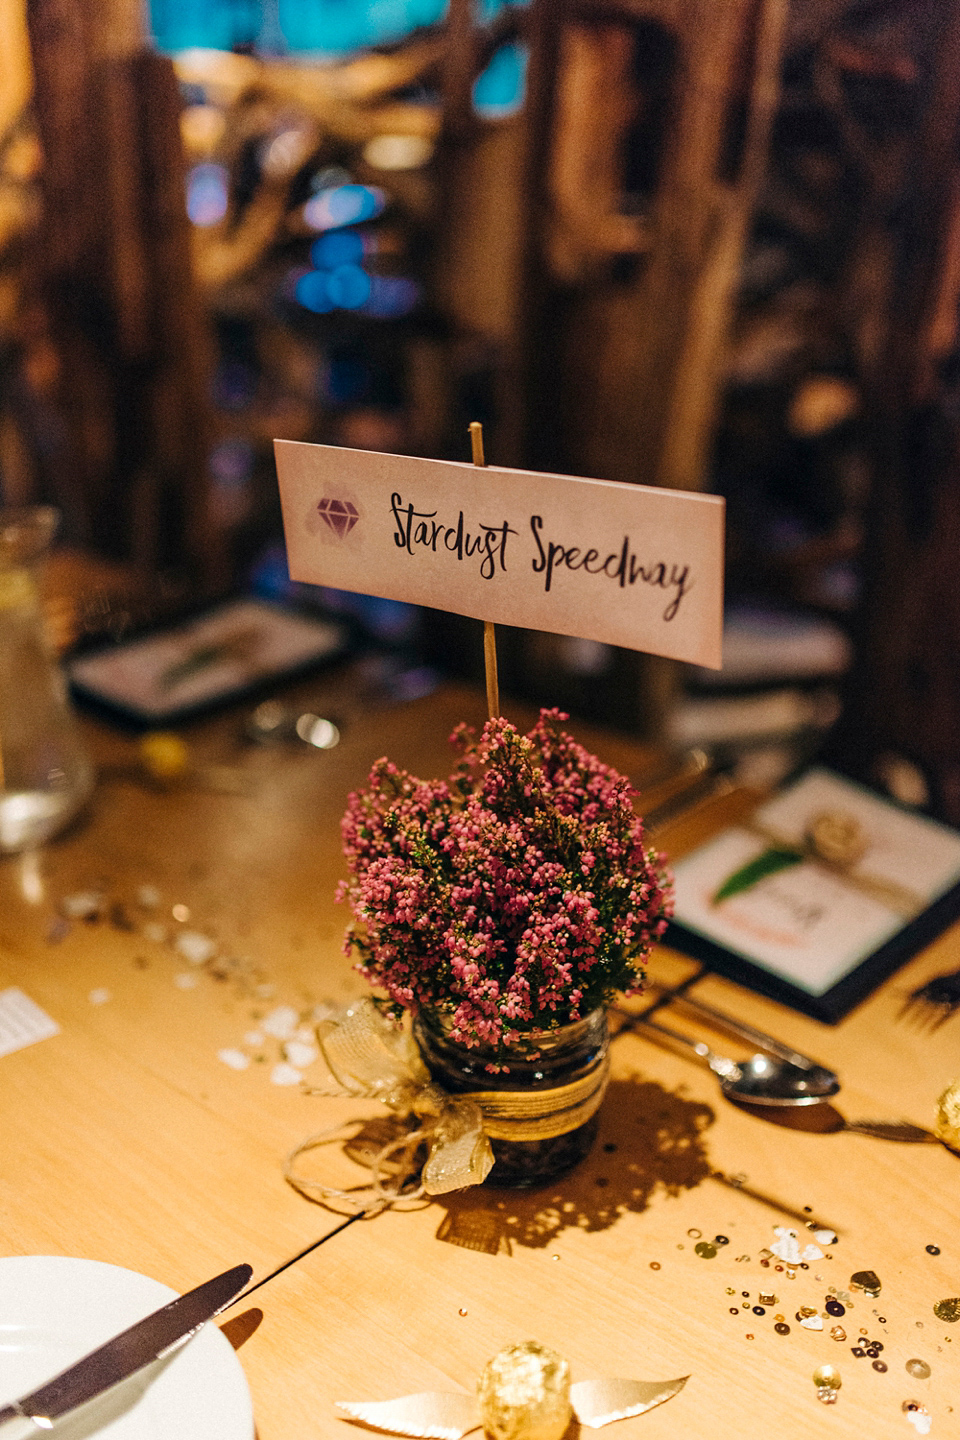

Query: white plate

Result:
[0,1257,254,1439]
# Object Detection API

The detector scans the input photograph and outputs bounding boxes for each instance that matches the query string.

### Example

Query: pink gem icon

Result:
[316,497,359,538]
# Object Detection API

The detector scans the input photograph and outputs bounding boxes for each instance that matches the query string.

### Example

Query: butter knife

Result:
[0,1261,251,1437]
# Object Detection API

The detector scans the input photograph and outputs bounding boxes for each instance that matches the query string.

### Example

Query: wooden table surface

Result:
[1,673,958,1440]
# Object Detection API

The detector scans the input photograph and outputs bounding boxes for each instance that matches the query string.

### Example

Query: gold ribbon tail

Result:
[335,1393,478,1439]
[570,1375,690,1428]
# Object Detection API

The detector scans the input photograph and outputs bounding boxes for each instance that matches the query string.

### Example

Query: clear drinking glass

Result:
[0,507,94,851]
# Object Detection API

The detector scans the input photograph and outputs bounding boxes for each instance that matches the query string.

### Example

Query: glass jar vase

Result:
[0,507,94,852]
[413,1008,609,1188]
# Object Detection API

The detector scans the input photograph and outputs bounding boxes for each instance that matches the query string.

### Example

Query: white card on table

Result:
[670,768,960,1005]
[0,987,60,1058]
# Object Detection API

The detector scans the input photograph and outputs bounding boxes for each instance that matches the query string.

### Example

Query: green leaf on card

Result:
[711,846,804,905]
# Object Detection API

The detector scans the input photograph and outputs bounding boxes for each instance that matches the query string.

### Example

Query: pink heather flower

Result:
[337,708,673,1053]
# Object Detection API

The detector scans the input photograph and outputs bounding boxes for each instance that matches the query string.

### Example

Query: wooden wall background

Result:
[4,0,960,817]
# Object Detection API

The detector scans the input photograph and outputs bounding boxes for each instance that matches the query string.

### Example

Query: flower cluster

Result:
[338,709,673,1051]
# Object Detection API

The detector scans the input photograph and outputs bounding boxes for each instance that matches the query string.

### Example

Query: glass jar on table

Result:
[0,507,93,851]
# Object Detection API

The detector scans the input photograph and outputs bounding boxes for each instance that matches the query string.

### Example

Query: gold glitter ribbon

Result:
[288,1000,608,1204]
[335,1374,689,1437]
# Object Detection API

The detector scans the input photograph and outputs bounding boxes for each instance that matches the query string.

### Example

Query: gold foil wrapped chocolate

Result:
[935,1078,960,1152]
[477,1343,572,1440]
[335,1340,689,1437]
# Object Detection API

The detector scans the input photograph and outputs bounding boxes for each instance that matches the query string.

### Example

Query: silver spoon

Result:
[618,1011,841,1107]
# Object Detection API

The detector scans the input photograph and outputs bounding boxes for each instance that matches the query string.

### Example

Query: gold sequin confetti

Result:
[934,1298,960,1323]
[758,1293,777,1306]
[831,1327,847,1342]
[695,1243,718,1259]
[649,1261,661,1270]
[459,1308,468,1316]
[851,1271,882,1298]
[905,1360,931,1379]
[687,1228,702,1239]
[725,1288,735,1295]
[813,1365,842,1405]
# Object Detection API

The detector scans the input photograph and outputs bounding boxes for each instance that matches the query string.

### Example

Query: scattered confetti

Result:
[903,1402,932,1436]
[826,1299,846,1317]
[87,988,111,1005]
[715,1235,730,1246]
[814,1228,838,1245]
[284,1039,318,1069]
[812,1365,841,1405]
[108,902,135,932]
[649,1262,661,1271]
[171,904,191,923]
[174,930,217,965]
[873,1361,887,1372]
[174,972,200,989]
[458,1308,468,1316]
[831,1327,847,1342]
[62,891,105,920]
[687,1228,702,1238]
[933,1299,960,1323]
[218,1048,250,1070]
[758,1292,776,1306]
[800,1313,823,1331]
[925,1245,940,1256]
[851,1270,882,1298]
[905,1360,931,1379]
[774,1323,790,1335]
[773,1226,823,1264]
[270,1062,303,1086]
[262,1005,299,1040]
[695,1242,717,1259]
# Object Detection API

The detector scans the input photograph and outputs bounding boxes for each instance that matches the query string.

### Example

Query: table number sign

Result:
[275,441,724,669]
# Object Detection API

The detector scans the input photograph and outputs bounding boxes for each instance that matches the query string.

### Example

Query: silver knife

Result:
[0,1262,252,1436]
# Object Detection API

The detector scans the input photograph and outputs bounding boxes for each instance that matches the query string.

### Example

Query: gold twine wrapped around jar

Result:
[285,999,609,1205]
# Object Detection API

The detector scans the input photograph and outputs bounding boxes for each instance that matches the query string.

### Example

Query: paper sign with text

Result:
[275,442,724,667]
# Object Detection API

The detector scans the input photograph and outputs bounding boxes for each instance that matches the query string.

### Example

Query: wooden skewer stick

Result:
[469,421,500,720]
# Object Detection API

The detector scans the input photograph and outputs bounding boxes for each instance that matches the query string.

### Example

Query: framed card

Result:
[666,767,960,1020]
[68,597,347,726]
